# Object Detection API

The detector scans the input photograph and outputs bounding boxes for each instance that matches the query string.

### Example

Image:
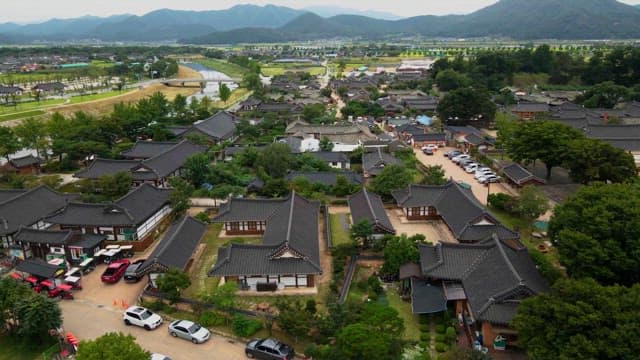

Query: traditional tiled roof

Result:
[512,102,549,113]
[412,133,446,142]
[120,141,178,159]
[47,184,171,227]
[74,159,140,179]
[444,125,484,137]
[348,188,395,234]
[16,259,60,278]
[0,185,77,236]
[14,228,71,245]
[190,111,237,141]
[392,182,519,242]
[308,151,350,164]
[410,279,447,314]
[420,236,548,324]
[362,148,402,176]
[501,163,545,186]
[464,133,495,146]
[167,126,190,137]
[209,192,322,277]
[0,189,27,203]
[137,140,208,179]
[8,154,42,168]
[136,216,207,276]
[32,82,65,92]
[0,85,23,94]
[286,171,363,186]
[213,197,285,223]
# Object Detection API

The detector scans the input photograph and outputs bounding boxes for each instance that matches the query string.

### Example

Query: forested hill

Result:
[184,0,640,44]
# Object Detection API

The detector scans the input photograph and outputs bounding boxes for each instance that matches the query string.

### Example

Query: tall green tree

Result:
[514,185,549,222]
[14,117,47,158]
[168,177,194,219]
[381,234,421,277]
[218,83,231,104]
[565,137,637,184]
[514,279,640,360]
[205,282,238,313]
[576,81,630,108]
[549,183,640,286]
[434,69,471,91]
[15,294,62,342]
[184,153,211,188]
[75,332,150,360]
[369,164,413,198]
[256,142,293,179]
[0,126,21,162]
[437,87,496,124]
[0,278,32,333]
[156,268,192,304]
[506,121,581,179]
[319,136,334,152]
[420,165,447,186]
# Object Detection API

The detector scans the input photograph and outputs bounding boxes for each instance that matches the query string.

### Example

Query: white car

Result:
[421,144,439,151]
[452,154,471,163]
[151,354,172,360]
[123,306,163,330]
[464,164,480,173]
[479,175,501,184]
[474,170,494,179]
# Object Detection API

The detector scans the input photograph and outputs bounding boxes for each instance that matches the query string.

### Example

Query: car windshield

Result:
[103,268,116,275]
[188,323,201,333]
[278,343,291,353]
[140,310,153,320]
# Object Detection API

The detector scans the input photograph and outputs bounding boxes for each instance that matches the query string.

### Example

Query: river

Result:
[181,62,238,102]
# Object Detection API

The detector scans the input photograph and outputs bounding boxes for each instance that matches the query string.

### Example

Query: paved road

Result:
[60,300,248,360]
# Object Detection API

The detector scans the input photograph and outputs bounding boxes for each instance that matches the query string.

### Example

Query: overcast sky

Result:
[4,0,640,23]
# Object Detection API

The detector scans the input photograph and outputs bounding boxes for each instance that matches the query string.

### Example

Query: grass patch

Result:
[329,213,352,247]
[183,223,262,298]
[0,98,64,115]
[386,285,422,341]
[261,65,325,77]
[68,89,134,104]
[0,335,56,360]
[0,109,46,121]
[196,59,249,79]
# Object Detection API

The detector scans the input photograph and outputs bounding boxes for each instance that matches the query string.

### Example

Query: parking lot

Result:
[414,147,515,205]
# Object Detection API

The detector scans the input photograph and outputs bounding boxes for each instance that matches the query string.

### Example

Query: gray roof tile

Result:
[348,189,395,234]
[363,148,402,176]
[190,111,237,141]
[121,141,178,159]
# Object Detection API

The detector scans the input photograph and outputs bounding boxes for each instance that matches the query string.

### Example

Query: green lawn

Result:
[0,335,56,360]
[196,59,249,79]
[0,98,64,115]
[68,89,133,104]
[183,223,262,298]
[329,213,352,247]
[212,88,251,109]
[261,64,325,77]
[0,110,46,122]
[386,286,422,341]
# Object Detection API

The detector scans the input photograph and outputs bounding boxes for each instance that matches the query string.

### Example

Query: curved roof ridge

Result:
[0,185,59,207]
[493,234,523,284]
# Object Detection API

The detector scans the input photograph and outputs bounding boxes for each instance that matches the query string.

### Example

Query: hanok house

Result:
[348,189,395,236]
[362,148,402,177]
[412,235,548,348]
[209,192,322,291]
[392,182,520,243]
[75,140,207,187]
[46,184,173,251]
[14,227,105,263]
[2,154,43,175]
[501,163,545,188]
[120,141,178,160]
[0,85,23,103]
[0,185,77,256]
[511,102,549,120]
[308,152,351,169]
[410,133,446,149]
[181,111,238,144]
[444,125,486,147]
[32,82,65,95]
[134,216,206,281]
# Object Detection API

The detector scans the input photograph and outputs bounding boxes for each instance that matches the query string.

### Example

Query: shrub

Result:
[529,248,562,285]
[420,324,431,332]
[199,311,225,327]
[194,211,210,223]
[435,342,448,353]
[488,193,515,212]
[445,327,457,343]
[356,279,368,292]
[420,333,431,342]
[232,314,263,337]
[435,324,445,334]
[419,314,430,324]
[435,333,445,342]
[367,275,383,295]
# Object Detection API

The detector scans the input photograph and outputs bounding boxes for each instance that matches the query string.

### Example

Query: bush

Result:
[356,279,368,293]
[199,311,225,327]
[435,324,445,334]
[232,314,262,337]
[419,314,430,324]
[445,327,457,343]
[420,333,431,342]
[367,275,383,295]
[435,333,445,342]
[330,199,348,206]
[194,211,210,223]
[146,299,165,311]
[488,193,515,212]
[529,248,563,285]
[367,289,379,301]
[435,342,448,353]
[332,243,357,259]
[420,324,431,332]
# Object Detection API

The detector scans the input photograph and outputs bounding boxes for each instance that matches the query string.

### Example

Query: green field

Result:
[0,98,64,115]
[0,110,46,122]
[212,88,251,109]
[196,59,249,78]
[261,63,325,77]
[386,286,422,341]
[329,213,352,247]
[68,89,134,104]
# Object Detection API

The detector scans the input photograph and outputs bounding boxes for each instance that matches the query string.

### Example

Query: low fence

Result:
[323,205,332,249]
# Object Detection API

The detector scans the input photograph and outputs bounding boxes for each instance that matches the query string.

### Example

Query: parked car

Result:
[479,175,502,184]
[459,159,475,167]
[168,320,211,344]
[101,259,130,283]
[123,306,163,330]
[151,354,171,360]
[474,170,495,180]
[422,144,439,151]
[124,258,146,283]
[245,338,295,360]
[452,154,471,163]
[464,164,480,173]
[445,150,461,158]
[422,148,434,155]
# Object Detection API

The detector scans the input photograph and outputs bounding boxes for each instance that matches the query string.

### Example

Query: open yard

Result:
[329,213,352,247]
[386,284,422,341]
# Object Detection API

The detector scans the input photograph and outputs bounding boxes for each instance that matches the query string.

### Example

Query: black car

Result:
[245,338,295,360]
[124,259,146,283]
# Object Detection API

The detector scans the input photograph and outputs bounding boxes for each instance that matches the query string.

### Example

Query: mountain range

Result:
[1,0,640,43]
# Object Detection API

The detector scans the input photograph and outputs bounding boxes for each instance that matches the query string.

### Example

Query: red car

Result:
[101,259,131,283]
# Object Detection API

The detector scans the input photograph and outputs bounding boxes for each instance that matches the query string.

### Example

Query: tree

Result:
[437,87,496,124]
[513,279,640,360]
[576,81,630,109]
[434,69,470,91]
[381,234,421,277]
[256,143,293,179]
[350,219,373,248]
[14,117,47,158]
[206,282,238,313]
[276,298,314,344]
[332,175,358,197]
[565,137,637,184]
[15,293,62,342]
[420,165,447,185]
[319,136,334,152]
[506,121,581,179]
[156,267,192,304]
[302,103,326,122]
[549,183,640,286]
[0,126,21,162]
[514,185,549,222]
[97,172,132,200]
[242,72,262,91]
[168,177,194,219]
[75,332,150,360]
[336,323,397,360]
[0,278,32,333]
[369,164,413,198]
[218,83,231,104]
[184,153,211,188]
